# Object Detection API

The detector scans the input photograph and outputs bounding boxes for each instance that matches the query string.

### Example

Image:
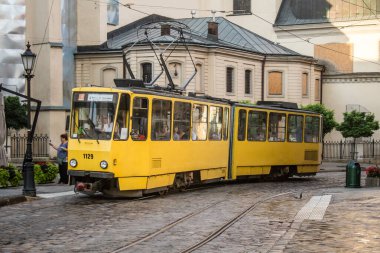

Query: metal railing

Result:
[323,140,380,161]
[10,133,49,158]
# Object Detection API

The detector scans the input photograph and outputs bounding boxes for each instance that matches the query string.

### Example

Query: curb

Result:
[0,195,27,208]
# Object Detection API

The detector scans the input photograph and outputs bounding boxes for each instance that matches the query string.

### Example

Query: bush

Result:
[34,162,58,184]
[7,164,22,187]
[0,168,10,188]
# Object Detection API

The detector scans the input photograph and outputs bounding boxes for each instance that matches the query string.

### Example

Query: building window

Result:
[269,113,286,142]
[107,0,119,25]
[238,109,247,141]
[192,104,208,141]
[102,68,116,87]
[208,106,223,140]
[226,67,234,93]
[168,62,182,84]
[173,102,191,141]
[233,0,251,15]
[302,73,308,97]
[141,63,152,83]
[195,64,204,93]
[131,97,148,141]
[268,71,283,96]
[247,111,267,141]
[315,79,320,100]
[287,115,303,142]
[245,69,252,94]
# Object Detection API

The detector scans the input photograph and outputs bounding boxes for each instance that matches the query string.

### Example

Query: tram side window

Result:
[114,94,130,140]
[269,113,286,142]
[173,102,191,141]
[151,99,172,141]
[287,115,303,143]
[192,104,208,141]
[209,106,223,140]
[305,116,320,143]
[247,111,267,141]
[238,109,247,141]
[223,107,229,140]
[131,97,148,141]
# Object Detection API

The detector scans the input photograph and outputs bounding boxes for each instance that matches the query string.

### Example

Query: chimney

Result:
[207,21,218,41]
[161,24,171,36]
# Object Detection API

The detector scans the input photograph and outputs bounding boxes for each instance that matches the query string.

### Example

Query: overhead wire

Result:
[32,0,55,75]
[111,0,380,67]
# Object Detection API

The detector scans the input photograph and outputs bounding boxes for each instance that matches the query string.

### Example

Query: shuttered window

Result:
[315,79,320,100]
[226,67,234,93]
[268,71,283,96]
[302,73,308,97]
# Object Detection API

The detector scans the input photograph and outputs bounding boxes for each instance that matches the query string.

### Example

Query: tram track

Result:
[107,180,343,253]
[110,200,225,253]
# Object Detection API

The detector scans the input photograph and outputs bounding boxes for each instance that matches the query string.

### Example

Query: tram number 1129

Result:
[83,154,94,159]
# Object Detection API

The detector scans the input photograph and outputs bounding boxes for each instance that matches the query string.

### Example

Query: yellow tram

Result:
[67,86,322,197]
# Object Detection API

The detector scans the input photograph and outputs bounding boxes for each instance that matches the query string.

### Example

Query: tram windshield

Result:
[71,92,118,140]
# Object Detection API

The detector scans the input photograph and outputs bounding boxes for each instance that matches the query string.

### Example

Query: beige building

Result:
[76,15,323,106]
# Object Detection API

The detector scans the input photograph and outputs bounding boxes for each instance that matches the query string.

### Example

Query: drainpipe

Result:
[320,65,326,104]
[261,55,267,101]
[123,52,126,79]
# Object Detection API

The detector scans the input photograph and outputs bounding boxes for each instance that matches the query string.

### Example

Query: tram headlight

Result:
[100,160,108,169]
[70,159,78,168]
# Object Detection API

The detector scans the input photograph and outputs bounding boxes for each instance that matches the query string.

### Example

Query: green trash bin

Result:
[346,160,361,188]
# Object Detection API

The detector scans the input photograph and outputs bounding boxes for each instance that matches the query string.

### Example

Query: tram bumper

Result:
[68,170,114,179]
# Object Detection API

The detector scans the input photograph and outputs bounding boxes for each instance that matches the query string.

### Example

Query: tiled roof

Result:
[275,0,380,26]
[92,15,301,56]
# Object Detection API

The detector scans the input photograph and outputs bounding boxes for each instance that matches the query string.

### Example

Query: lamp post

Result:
[21,42,37,197]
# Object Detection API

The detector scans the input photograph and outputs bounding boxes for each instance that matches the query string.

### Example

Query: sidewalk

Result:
[0,183,74,207]
[0,161,374,208]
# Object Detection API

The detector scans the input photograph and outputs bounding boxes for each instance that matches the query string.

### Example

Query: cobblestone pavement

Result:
[0,171,378,253]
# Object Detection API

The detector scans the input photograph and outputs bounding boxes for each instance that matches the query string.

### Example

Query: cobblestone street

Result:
[1,170,379,253]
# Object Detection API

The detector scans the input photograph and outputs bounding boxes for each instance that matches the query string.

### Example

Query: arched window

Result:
[102,68,117,87]
[141,63,152,83]
[168,62,182,84]
[195,64,204,93]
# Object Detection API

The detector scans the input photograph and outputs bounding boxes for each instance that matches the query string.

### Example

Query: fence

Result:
[9,134,49,159]
[323,140,380,161]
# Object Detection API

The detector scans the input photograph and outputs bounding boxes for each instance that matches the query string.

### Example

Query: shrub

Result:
[0,168,10,187]
[44,163,59,183]
[34,162,58,184]
[34,164,46,184]
[7,164,22,187]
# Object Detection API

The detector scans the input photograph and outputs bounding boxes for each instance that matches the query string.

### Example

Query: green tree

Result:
[302,103,338,139]
[336,110,379,159]
[4,96,28,130]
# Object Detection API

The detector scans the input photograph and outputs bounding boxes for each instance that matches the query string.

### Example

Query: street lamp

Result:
[21,41,37,197]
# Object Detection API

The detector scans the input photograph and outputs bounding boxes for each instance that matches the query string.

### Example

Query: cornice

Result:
[323,72,380,83]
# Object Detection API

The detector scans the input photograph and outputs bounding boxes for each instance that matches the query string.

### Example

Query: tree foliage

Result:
[4,96,28,130]
[336,110,379,139]
[302,103,338,138]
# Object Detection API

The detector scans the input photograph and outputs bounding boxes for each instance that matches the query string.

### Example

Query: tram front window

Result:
[71,92,118,140]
